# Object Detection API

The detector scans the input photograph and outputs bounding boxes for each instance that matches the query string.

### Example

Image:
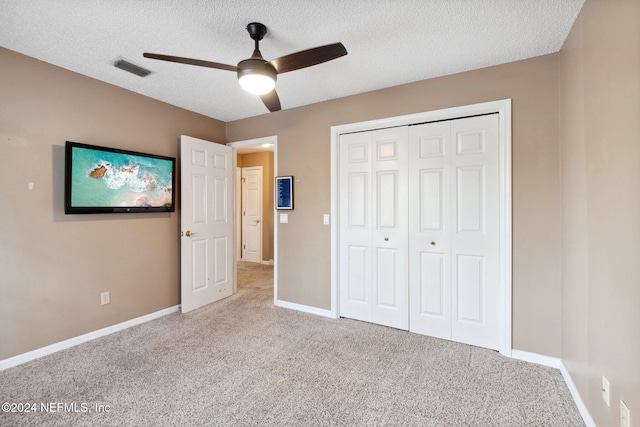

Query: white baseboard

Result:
[261,259,274,266]
[275,299,334,318]
[511,349,562,369]
[559,361,597,427]
[0,305,180,371]
[511,350,595,427]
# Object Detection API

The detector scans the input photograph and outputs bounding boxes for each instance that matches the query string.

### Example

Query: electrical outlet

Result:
[100,291,110,305]
[602,376,610,407]
[620,400,631,427]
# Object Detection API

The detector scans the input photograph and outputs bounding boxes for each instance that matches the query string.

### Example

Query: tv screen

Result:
[64,141,176,214]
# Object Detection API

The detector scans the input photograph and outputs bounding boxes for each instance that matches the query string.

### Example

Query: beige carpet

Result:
[0,262,584,426]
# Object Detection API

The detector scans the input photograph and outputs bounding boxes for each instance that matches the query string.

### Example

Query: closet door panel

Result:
[450,114,500,350]
[339,127,409,330]
[371,127,409,330]
[339,132,373,322]
[409,114,500,351]
[408,121,452,339]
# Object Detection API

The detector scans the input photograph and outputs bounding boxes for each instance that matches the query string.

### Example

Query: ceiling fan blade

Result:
[143,53,237,72]
[260,90,281,112]
[269,42,347,74]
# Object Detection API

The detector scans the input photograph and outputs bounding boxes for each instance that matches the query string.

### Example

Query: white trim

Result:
[228,136,278,304]
[511,349,561,369]
[511,350,596,427]
[559,361,597,427]
[497,100,513,358]
[0,305,180,371]
[228,135,276,150]
[275,299,334,318]
[330,99,513,354]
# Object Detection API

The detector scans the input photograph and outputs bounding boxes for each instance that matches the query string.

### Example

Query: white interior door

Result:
[236,167,241,261]
[409,114,501,350]
[241,166,262,263]
[180,135,235,313]
[339,127,409,330]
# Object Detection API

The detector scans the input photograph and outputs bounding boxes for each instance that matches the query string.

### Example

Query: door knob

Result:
[430,241,436,245]
[256,219,260,223]
[384,237,389,241]
[185,230,197,237]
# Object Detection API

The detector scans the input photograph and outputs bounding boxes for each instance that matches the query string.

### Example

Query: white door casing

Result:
[338,127,409,330]
[408,114,501,350]
[180,135,235,313]
[241,166,263,263]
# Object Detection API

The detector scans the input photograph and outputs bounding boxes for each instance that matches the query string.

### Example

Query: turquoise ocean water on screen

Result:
[71,146,173,207]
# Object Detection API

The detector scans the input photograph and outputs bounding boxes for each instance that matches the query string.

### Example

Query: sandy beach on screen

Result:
[120,188,172,207]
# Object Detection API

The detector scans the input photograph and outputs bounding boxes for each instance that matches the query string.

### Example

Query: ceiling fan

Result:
[143,22,348,113]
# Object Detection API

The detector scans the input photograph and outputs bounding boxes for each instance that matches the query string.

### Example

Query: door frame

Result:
[227,135,278,304]
[330,99,512,356]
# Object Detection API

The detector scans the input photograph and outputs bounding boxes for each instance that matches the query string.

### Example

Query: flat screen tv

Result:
[65,141,176,214]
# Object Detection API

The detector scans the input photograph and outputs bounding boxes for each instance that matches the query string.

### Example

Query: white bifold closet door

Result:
[338,114,501,351]
[408,114,500,350]
[338,127,409,330]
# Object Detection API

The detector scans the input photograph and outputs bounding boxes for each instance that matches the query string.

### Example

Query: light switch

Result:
[279,213,288,223]
[28,182,34,190]
[323,214,330,225]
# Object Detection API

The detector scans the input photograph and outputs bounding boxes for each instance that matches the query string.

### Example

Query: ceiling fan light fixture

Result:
[239,74,276,95]
[237,59,277,95]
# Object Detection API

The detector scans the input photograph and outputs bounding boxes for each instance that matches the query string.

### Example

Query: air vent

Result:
[113,58,152,77]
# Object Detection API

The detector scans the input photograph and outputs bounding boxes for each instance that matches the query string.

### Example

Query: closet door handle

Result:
[384,237,389,241]
[430,241,436,245]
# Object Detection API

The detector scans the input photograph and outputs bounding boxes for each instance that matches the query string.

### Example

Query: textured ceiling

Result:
[0,0,584,122]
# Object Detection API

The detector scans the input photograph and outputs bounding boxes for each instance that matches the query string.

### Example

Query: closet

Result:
[338,114,501,351]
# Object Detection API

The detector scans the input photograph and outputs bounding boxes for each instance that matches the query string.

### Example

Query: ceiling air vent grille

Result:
[114,58,152,77]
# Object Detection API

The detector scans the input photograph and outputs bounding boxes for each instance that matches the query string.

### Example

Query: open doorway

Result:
[228,136,277,304]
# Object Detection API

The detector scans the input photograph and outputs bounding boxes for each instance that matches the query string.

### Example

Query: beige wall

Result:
[227,54,562,357]
[560,1,640,425]
[0,47,225,359]
[237,151,274,262]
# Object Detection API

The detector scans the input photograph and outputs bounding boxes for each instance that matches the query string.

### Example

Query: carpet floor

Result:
[0,262,584,426]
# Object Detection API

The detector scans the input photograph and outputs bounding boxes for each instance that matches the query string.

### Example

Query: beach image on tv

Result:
[71,146,173,208]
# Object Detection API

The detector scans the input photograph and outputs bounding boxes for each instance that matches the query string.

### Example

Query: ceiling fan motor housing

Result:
[237,59,277,82]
